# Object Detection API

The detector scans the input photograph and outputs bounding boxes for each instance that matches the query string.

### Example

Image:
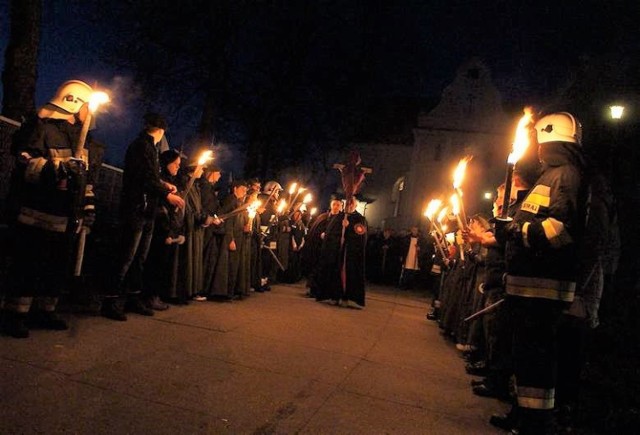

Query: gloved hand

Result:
[494,218,522,245]
[63,157,87,175]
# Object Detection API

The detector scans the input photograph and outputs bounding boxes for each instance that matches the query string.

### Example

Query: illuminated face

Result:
[209,171,221,183]
[346,198,357,213]
[234,185,248,199]
[330,200,342,214]
[167,157,180,177]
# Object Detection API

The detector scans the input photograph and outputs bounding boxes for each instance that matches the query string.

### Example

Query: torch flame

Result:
[197,150,214,166]
[453,156,473,189]
[247,199,262,219]
[424,199,443,220]
[88,91,110,113]
[302,193,312,204]
[450,194,460,216]
[298,187,306,194]
[437,207,449,224]
[507,106,534,165]
[310,207,318,216]
[288,182,297,195]
[445,233,456,245]
[277,199,287,214]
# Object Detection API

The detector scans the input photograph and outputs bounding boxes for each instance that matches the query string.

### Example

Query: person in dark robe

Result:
[368,228,401,285]
[177,160,208,302]
[145,150,185,307]
[258,181,283,291]
[304,199,342,297]
[244,180,263,292]
[283,210,306,283]
[200,165,224,299]
[316,198,368,308]
[210,180,249,300]
[275,213,291,282]
[239,187,260,296]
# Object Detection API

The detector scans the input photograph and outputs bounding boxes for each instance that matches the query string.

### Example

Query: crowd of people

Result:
[1,79,370,336]
[0,79,618,434]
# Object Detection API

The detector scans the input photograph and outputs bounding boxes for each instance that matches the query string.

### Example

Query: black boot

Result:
[2,311,29,338]
[426,307,440,321]
[101,298,127,321]
[125,296,154,316]
[490,405,519,433]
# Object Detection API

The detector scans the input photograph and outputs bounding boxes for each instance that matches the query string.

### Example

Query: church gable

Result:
[418,58,510,133]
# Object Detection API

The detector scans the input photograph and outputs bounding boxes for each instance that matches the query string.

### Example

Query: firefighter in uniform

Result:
[2,80,95,338]
[495,112,588,434]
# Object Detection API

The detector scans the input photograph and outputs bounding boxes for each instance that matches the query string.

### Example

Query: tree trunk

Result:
[1,0,41,121]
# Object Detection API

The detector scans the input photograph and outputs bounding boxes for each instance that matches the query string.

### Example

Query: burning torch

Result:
[450,194,466,260]
[184,150,214,198]
[452,156,472,230]
[287,182,298,203]
[73,90,110,277]
[424,199,447,261]
[499,107,533,220]
[289,186,306,211]
[276,199,287,215]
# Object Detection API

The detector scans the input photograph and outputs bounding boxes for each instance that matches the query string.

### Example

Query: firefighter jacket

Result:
[505,142,587,303]
[10,116,91,233]
[120,132,171,220]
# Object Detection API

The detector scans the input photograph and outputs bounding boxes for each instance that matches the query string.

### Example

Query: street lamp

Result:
[483,191,493,200]
[610,105,625,120]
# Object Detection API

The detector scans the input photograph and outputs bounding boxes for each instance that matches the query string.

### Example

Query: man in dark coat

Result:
[101,113,185,321]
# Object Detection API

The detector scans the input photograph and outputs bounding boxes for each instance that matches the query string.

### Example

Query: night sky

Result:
[1,0,637,167]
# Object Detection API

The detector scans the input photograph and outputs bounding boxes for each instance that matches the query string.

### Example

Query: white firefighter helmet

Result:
[263,181,283,195]
[535,112,582,145]
[49,80,93,115]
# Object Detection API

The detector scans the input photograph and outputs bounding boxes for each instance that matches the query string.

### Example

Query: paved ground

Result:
[0,283,508,434]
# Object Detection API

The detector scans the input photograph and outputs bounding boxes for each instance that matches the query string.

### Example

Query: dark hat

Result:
[143,112,168,130]
[231,179,248,189]
[160,149,181,167]
[206,163,222,173]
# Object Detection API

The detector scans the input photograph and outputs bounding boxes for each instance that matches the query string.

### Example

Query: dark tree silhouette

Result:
[1,0,41,121]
